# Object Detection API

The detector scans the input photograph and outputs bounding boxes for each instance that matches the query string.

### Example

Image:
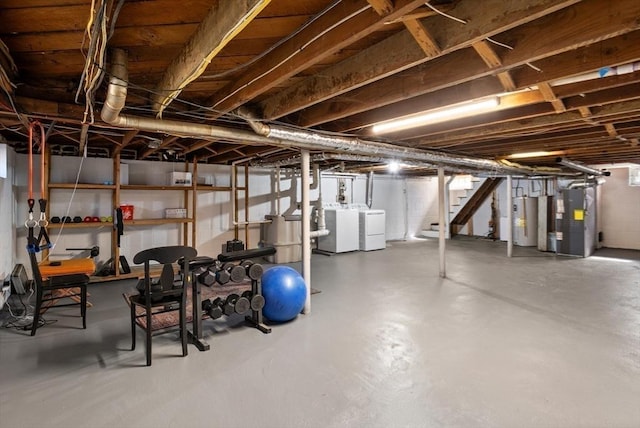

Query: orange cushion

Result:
[39,258,95,278]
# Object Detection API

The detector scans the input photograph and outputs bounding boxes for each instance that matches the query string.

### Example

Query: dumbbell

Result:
[242,290,265,311]
[191,265,207,283]
[234,293,251,315]
[202,297,224,320]
[215,266,231,285]
[222,262,246,283]
[240,260,264,281]
[222,294,239,316]
[198,266,216,287]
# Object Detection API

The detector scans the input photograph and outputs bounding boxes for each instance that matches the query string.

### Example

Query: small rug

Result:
[124,283,322,331]
[124,282,251,331]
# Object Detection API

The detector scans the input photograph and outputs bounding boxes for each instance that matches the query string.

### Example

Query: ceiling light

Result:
[147,139,160,149]
[372,97,499,135]
[506,150,565,159]
[388,161,400,173]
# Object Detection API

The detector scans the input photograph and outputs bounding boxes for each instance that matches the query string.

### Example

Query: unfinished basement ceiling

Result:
[1,0,639,174]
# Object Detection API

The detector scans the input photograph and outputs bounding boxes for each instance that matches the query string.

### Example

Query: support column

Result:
[438,167,446,278]
[507,175,513,258]
[301,150,311,314]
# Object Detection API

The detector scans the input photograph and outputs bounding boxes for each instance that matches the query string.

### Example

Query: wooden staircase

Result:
[450,177,503,236]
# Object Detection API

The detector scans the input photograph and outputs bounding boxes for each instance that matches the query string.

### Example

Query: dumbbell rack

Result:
[188,264,271,352]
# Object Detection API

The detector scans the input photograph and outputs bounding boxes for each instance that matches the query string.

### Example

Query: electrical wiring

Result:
[424,1,467,24]
[486,37,542,72]
[210,3,370,110]
[199,0,343,81]
[76,0,124,125]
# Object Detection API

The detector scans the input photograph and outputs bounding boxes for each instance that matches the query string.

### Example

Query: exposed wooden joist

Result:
[538,82,567,112]
[183,139,215,155]
[411,97,640,148]
[403,18,441,57]
[140,136,180,159]
[259,0,582,120]
[366,0,394,16]
[152,0,271,116]
[205,0,428,117]
[300,9,640,128]
[604,123,618,137]
[472,40,516,92]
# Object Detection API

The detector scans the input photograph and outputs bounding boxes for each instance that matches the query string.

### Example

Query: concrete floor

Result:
[1,238,639,428]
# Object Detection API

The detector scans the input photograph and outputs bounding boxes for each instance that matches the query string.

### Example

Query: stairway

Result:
[420,176,502,239]
[450,177,503,236]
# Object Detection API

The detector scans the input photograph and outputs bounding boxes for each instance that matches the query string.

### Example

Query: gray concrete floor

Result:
[1,238,639,428]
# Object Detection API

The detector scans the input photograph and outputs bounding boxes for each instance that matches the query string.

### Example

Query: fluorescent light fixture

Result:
[388,161,400,173]
[507,150,565,159]
[372,97,499,134]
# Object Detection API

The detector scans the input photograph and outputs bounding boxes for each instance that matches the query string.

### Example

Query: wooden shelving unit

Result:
[43,153,251,283]
[44,151,196,282]
[47,222,112,229]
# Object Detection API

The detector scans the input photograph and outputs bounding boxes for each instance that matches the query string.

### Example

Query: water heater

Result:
[513,197,538,246]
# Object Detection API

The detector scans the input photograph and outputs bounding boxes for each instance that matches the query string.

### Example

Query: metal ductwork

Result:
[556,157,611,176]
[102,49,561,176]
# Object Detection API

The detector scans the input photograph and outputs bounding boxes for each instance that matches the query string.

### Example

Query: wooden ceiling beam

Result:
[366,0,394,16]
[538,82,567,113]
[411,98,640,147]
[113,129,139,155]
[403,19,441,58]
[204,0,428,117]
[140,135,180,159]
[151,0,270,116]
[313,27,640,131]
[183,139,215,155]
[472,40,516,92]
[259,0,581,120]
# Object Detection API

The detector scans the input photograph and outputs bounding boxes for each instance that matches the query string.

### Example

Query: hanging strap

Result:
[25,121,52,254]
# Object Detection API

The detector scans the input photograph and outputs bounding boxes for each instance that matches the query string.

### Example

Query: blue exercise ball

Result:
[261,266,307,322]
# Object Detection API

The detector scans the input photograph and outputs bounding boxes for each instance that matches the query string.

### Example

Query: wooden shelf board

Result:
[121,185,194,191]
[125,218,193,225]
[195,185,232,192]
[49,183,116,190]
[48,222,112,228]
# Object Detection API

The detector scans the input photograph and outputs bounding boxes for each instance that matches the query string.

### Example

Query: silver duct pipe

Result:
[263,126,531,174]
[556,157,611,177]
[366,171,374,209]
[567,177,606,188]
[255,152,483,175]
[102,49,554,176]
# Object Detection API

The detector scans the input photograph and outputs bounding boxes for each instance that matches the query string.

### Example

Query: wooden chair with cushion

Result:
[127,245,197,366]
[28,252,90,336]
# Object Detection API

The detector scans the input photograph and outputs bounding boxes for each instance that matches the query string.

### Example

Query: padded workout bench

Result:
[39,258,95,307]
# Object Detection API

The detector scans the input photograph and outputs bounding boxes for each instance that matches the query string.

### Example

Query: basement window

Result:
[630,167,640,186]
[0,143,6,179]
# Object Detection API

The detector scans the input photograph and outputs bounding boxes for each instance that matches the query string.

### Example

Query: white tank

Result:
[513,197,538,246]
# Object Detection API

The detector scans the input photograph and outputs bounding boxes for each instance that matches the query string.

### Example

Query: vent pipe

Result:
[556,157,610,176]
[101,49,559,176]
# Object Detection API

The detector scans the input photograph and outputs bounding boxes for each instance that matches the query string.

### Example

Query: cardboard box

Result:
[167,172,192,186]
[165,208,187,219]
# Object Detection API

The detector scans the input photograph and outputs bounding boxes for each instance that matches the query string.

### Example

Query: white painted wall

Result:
[600,167,640,250]
[9,151,640,272]
[0,145,16,279]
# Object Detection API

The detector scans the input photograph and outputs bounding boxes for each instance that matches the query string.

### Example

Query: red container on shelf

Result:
[120,205,134,220]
